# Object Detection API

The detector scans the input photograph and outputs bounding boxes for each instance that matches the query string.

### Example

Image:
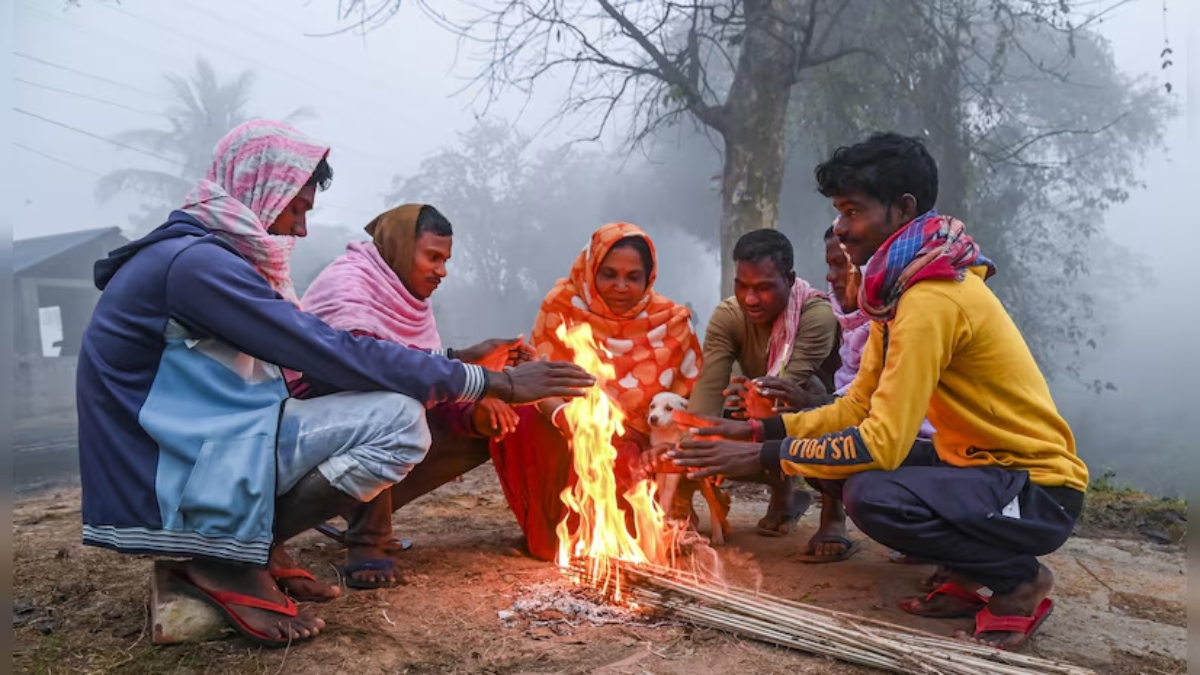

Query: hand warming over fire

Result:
[639,442,682,476]
[671,410,755,441]
[668,439,764,480]
[457,335,538,370]
[486,360,596,404]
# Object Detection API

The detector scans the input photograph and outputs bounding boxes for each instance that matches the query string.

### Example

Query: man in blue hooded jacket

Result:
[77,120,594,647]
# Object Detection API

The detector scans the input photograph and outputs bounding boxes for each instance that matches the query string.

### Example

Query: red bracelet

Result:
[748,418,764,443]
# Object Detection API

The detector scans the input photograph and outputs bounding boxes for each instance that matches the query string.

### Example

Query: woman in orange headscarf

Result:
[491,222,702,560]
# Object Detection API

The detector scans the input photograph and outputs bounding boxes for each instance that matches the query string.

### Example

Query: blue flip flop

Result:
[340,558,399,590]
[314,523,413,552]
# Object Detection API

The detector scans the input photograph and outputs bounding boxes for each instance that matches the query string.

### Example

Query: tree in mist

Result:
[333,1,1159,303]
[788,0,1171,381]
[334,1,1168,381]
[387,119,722,341]
[336,0,875,294]
[388,120,609,339]
[95,58,313,234]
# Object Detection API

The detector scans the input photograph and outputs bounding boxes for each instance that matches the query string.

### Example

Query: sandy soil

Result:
[12,468,1186,675]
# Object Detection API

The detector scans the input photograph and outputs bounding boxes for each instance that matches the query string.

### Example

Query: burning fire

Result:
[553,322,673,600]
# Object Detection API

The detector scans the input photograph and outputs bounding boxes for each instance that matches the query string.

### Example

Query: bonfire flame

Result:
[554,323,673,601]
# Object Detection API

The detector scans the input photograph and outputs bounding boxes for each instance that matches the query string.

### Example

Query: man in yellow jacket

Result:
[668,132,1088,651]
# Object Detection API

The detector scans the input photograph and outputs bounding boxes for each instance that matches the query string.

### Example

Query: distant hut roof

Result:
[15,227,127,277]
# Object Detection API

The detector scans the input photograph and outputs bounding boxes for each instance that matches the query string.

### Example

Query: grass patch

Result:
[1078,470,1187,544]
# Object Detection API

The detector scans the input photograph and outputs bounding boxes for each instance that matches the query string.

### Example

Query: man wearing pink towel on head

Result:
[285,203,533,592]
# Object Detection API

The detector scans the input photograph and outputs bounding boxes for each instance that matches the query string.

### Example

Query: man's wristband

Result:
[748,418,764,443]
[446,347,457,361]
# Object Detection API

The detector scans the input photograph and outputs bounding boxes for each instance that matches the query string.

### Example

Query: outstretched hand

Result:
[457,336,537,370]
[671,410,754,441]
[668,439,764,480]
[639,442,683,476]
[489,360,595,405]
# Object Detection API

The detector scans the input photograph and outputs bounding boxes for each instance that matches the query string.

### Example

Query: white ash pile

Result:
[500,581,675,629]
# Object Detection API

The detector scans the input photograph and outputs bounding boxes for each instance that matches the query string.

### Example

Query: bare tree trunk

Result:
[920,9,969,221]
[717,2,800,297]
[930,59,969,220]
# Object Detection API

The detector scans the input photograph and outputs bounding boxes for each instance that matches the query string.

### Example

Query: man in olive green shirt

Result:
[689,229,839,536]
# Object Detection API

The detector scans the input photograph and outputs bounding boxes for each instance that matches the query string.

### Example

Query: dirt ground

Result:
[13,467,1186,675]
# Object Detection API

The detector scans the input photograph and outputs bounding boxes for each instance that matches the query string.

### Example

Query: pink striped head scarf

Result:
[180,120,330,304]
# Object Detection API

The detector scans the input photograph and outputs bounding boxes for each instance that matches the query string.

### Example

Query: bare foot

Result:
[269,547,340,602]
[757,481,811,536]
[954,564,1055,650]
[802,494,850,558]
[918,565,951,593]
[344,544,398,588]
[183,559,324,644]
[900,571,987,618]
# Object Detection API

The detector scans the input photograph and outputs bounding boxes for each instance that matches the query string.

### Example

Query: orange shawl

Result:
[532,222,702,434]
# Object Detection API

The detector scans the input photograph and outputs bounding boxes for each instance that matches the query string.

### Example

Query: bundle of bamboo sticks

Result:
[567,561,1094,675]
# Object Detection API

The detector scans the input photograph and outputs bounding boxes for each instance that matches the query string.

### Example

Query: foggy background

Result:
[10,0,1196,496]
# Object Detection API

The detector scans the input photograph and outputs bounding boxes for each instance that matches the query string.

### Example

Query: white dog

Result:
[647,392,732,545]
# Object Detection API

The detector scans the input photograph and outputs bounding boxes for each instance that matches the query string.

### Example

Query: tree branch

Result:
[595,0,726,131]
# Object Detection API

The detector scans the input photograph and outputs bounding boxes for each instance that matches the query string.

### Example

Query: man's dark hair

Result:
[732,229,793,277]
[814,132,939,214]
[823,225,836,240]
[306,157,334,191]
[609,236,655,277]
[416,205,454,237]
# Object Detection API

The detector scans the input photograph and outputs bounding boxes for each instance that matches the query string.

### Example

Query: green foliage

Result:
[1080,469,1187,544]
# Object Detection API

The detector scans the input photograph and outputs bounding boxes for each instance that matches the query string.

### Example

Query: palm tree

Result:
[96,58,314,233]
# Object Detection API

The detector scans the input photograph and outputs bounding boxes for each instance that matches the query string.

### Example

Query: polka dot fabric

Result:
[532,222,701,434]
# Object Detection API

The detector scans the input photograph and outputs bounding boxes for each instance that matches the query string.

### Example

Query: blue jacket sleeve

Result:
[164,241,487,405]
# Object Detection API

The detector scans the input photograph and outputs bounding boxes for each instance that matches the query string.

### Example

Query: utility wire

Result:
[20,7,408,169]
[14,107,183,165]
[22,3,194,74]
[16,78,168,117]
[13,51,163,99]
[14,141,104,177]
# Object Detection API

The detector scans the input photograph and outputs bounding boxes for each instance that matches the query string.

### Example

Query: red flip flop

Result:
[970,598,1054,651]
[900,581,989,618]
[174,570,308,648]
[270,567,338,603]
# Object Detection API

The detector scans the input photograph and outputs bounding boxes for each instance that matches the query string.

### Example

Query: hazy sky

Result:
[11,0,1190,246]
[13,0,538,235]
[12,1,1193,306]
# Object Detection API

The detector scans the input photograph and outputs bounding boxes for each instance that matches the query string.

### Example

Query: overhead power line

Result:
[14,141,104,177]
[13,51,163,99]
[13,107,183,165]
[16,78,167,117]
